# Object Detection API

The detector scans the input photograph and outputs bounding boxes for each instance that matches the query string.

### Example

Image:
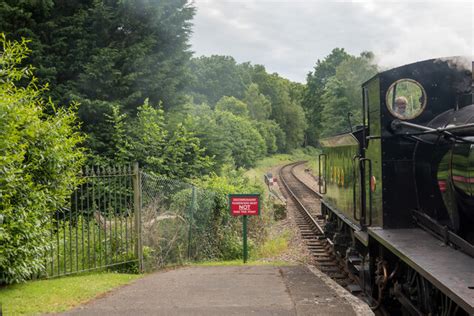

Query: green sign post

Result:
[243,215,248,263]
[229,194,260,263]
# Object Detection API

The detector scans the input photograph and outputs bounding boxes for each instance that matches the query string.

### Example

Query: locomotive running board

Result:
[368,227,474,315]
[412,210,474,258]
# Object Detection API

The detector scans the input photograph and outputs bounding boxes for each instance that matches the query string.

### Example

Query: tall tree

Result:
[320,53,377,137]
[186,55,248,105]
[302,48,350,145]
[105,101,213,178]
[250,66,307,151]
[243,83,271,121]
[0,0,195,157]
[215,96,249,117]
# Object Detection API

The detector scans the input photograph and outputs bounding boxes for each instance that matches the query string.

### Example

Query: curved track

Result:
[278,161,360,289]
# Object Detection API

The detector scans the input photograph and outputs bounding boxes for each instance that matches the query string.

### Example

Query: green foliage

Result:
[256,120,283,154]
[179,103,235,172]
[186,55,249,105]
[249,66,307,150]
[171,102,270,171]
[303,49,377,140]
[215,96,249,117]
[320,54,377,137]
[185,58,306,153]
[9,0,194,110]
[0,0,196,159]
[244,83,271,121]
[161,123,214,178]
[131,101,167,168]
[320,78,352,136]
[194,171,264,260]
[272,201,287,221]
[215,111,266,168]
[110,101,214,178]
[0,35,85,284]
[302,48,350,144]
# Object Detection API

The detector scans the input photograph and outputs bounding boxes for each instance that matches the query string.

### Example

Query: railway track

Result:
[278,161,362,292]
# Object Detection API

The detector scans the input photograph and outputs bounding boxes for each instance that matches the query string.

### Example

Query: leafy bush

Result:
[214,111,266,168]
[194,170,265,260]
[0,35,85,284]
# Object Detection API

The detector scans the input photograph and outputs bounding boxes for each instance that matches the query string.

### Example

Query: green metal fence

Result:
[45,164,140,278]
[44,163,239,278]
[140,172,227,270]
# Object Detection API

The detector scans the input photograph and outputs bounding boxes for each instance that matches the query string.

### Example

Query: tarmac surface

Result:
[64,265,372,315]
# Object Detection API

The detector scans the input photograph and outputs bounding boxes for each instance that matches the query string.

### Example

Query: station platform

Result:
[65,265,372,315]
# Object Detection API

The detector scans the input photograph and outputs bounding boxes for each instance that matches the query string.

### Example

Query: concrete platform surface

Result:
[64,265,372,316]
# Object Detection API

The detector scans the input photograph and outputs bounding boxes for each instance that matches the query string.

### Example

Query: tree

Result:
[127,101,213,179]
[0,0,196,158]
[243,83,271,121]
[255,120,284,154]
[320,78,352,137]
[215,96,249,117]
[332,53,377,125]
[320,53,378,137]
[186,55,248,105]
[214,111,266,168]
[250,67,307,151]
[161,124,214,178]
[0,35,84,284]
[302,48,350,145]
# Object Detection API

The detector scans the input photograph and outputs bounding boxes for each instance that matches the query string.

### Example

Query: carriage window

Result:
[386,79,426,120]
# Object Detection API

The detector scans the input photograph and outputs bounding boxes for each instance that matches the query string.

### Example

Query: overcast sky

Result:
[190,0,473,82]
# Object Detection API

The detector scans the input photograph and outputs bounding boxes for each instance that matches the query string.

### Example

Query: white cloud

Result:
[191,0,473,82]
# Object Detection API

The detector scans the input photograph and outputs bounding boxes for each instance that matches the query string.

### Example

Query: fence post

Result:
[133,162,143,272]
[187,186,196,260]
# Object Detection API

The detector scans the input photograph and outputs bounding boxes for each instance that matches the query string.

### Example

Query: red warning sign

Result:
[229,194,260,216]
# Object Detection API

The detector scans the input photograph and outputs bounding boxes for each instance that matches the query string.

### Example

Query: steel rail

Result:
[278,161,324,235]
[278,161,363,292]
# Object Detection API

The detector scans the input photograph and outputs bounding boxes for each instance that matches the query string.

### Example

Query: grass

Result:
[191,225,294,268]
[245,147,321,188]
[253,229,291,259]
[244,154,294,187]
[190,259,293,267]
[0,272,143,315]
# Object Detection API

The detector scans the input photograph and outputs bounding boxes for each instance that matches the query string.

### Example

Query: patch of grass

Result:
[244,154,294,187]
[190,259,293,267]
[245,147,321,187]
[0,272,142,315]
[253,229,291,259]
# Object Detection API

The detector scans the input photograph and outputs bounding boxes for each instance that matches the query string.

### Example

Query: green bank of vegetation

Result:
[0,0,379,285]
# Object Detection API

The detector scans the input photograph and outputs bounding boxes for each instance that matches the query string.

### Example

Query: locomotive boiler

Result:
[318,57,473,315]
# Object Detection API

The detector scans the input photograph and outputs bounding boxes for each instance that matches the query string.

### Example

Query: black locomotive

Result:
[318,57,473,315]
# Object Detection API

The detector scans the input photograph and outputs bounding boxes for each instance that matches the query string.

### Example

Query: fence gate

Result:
[45,163,142,278]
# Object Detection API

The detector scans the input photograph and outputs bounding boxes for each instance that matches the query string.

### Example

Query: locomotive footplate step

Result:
[369,227,474,315]
[63,265,372,315]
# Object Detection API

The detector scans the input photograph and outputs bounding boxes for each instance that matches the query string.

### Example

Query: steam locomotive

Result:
[318,57,473,315]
